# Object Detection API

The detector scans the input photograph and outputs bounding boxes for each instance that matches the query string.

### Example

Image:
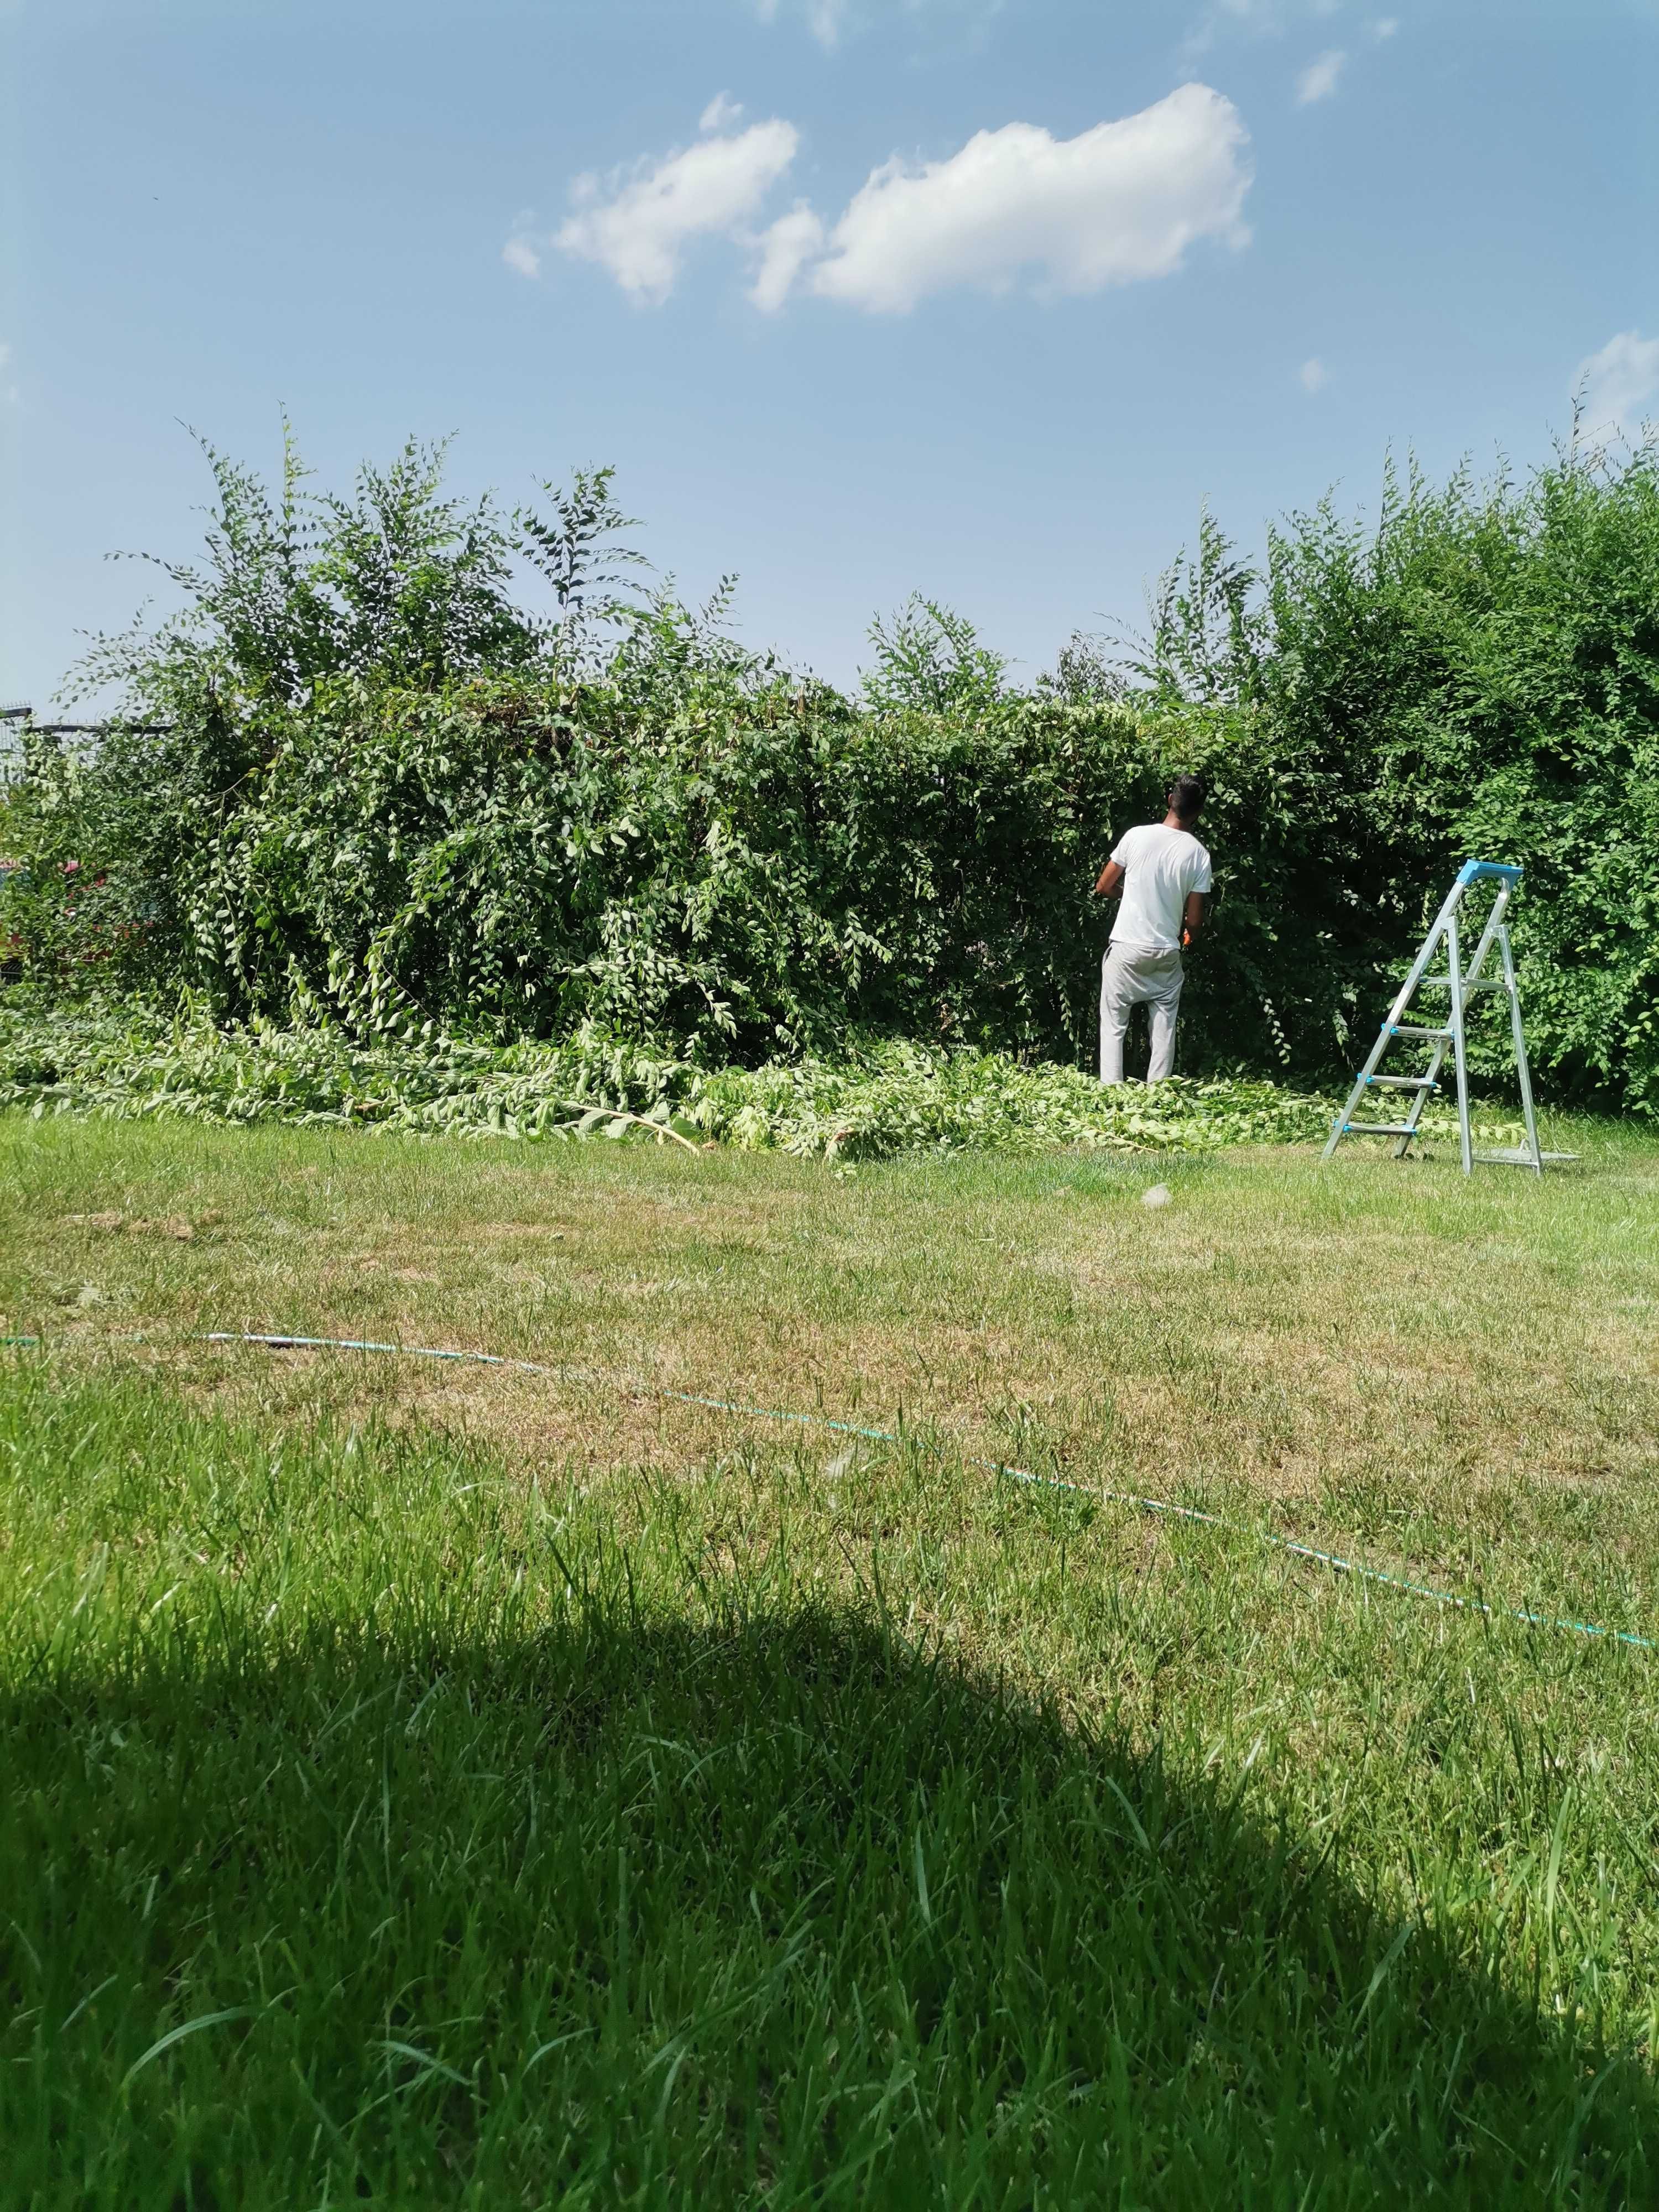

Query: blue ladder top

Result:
[1456,859,1523,886]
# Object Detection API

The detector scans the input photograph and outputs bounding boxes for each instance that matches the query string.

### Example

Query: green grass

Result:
[3,1112,1658,2206]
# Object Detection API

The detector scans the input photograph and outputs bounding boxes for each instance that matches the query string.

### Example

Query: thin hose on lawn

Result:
[206,1331,1652,1654]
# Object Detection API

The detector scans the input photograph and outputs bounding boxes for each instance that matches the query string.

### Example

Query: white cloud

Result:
[555,119,799,304]
[1183,0,1332,61]
[1183,0,1385,49]
[700,91,744,133]
[803,85,1251,315]
[756,0,1003,52]
[537,85,1251,317]
[1180,0,1265,60]
[757,0,849,49]
[806,0,851,45]
[1573,331,1659,441]
[750,205,826,313]
[1298,355,1328,392]
[1295,49,1345,102]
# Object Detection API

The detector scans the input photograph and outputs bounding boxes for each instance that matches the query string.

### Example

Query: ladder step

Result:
[1366,1074,1438,1089]
[1392,1024,1452,1040]
[1344,1121,1420,1136]
[1416,976,1507,991]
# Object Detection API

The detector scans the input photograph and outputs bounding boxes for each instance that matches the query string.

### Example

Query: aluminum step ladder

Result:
[1323,860,1567,1175]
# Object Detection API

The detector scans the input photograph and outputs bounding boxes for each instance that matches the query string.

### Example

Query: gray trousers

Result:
[1100,944,1184,1084]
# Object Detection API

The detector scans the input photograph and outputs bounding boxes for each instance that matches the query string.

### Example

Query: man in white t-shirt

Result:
[1092,775,1213,1084]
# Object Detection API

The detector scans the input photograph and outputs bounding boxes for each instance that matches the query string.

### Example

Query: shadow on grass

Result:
[3,1584,1653,2211]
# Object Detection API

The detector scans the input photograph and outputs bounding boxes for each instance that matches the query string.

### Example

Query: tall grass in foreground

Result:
[2,1365,1656,2209]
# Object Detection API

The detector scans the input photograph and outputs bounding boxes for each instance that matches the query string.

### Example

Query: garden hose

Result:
[203,1331,1652,1654]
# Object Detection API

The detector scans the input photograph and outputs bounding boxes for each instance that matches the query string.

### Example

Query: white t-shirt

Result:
[1108,822,1213,952]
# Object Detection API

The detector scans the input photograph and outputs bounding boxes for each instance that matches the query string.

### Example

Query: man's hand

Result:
[1181,890,1210,947]
[1094,860,1125,899]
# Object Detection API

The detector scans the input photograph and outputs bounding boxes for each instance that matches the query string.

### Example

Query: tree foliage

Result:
[861,596,1009,717]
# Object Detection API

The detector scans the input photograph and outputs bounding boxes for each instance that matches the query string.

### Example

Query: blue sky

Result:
[3,0,1657,706]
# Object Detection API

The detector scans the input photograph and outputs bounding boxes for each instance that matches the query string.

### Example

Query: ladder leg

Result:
[1394,1036,1449,1157]
[1447,909,1473,1175]
[1323,917,1448,1161]
[1324,1053,1389,1161]
[1499,923,1543,1172]
[1460,883,1508,987]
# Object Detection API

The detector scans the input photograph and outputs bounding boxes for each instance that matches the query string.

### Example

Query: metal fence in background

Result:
[1,706,179,984]
[0,703,27,790]
[1,709,27,980]
[0,702,176,790]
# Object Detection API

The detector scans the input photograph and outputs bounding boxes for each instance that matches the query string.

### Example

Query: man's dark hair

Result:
[1168,773,1207,821]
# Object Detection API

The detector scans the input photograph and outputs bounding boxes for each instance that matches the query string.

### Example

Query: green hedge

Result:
[4,433,1656,1109]
[0,677,1392,1078]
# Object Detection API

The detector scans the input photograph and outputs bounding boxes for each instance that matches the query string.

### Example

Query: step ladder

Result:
[1323,860,1568,1176]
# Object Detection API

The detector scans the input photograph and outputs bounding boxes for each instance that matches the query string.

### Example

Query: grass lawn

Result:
[2,1110,1658,2207]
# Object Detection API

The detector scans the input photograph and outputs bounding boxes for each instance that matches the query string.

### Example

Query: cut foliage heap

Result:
[0,1001,1530,1159]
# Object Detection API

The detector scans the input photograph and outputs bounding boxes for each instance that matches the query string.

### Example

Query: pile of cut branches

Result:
[0,1003,1527,1160]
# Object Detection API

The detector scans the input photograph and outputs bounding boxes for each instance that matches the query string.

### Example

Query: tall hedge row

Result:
[3,434,1656,1107]
[4,674,1166,1062]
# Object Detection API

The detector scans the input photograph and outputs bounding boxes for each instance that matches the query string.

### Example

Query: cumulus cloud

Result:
[1298,355,1328,392]
[750,205,826,313]
[1573,331,1659,441]
[1371,17,1400,36]
[536,85,1252,316]
[700,91,744,133]
[803,85,1251,315]
[555,119,799,304]
[1295,49,1345,102]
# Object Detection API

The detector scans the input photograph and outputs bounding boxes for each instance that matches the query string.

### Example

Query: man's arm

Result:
[1181,890,1210,947]
[1094,860,1125,898]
